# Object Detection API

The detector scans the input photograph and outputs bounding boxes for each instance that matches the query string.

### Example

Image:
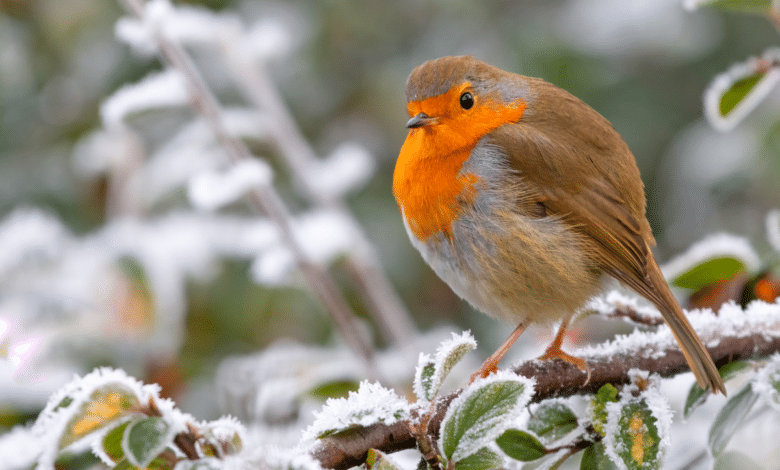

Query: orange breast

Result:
[393,89,526,241]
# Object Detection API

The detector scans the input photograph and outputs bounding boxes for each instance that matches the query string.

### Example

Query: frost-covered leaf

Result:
[527,401,578,443]
[439,370,533,463]
[303,381,410,440]
[581,442,618,470]
[414,331,477,402]
[59,383,140,450]
[97,421,129,465]
[708,383,759,457]
[603,374,671,470]
[684,361,749,419]
[751,353,780,411]
[454,447,505,470]
[496,429,547,461]
[703,48,780,132]
[201,416,245,456]
[662,234,759,289]
[684,0,774,13]
[591,384,619,436]
[122,416,174,468]
[365,448,402,470]
[100,69,189,128]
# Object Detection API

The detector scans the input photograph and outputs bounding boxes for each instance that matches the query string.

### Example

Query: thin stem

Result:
[119,0,378,378]
[218,25,416,351]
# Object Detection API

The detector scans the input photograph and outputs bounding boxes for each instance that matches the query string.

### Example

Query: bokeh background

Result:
[1,0,779,454]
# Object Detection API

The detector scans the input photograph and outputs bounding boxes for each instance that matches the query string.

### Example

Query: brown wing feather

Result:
[489,78,725,394]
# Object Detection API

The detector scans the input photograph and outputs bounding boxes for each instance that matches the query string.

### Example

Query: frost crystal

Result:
[302,381,410,441]
[307,142,376,200]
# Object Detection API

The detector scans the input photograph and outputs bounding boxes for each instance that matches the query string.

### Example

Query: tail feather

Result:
[607,252,726,394]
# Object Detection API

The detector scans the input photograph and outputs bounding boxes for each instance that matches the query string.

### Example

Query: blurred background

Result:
[1,0,779,454]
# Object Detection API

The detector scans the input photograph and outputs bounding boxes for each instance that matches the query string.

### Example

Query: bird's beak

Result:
[406,112,438,129]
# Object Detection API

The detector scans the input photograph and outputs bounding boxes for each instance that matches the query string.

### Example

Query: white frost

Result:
[752,353,780,412]
[100,69,188,128]
[587,290,663,323]
[188,159,273,211]
[302,381,410,441]
[0,425,42,470]
[661,233,760,282]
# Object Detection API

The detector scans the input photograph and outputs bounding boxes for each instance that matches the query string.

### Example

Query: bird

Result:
[393,55,725,394]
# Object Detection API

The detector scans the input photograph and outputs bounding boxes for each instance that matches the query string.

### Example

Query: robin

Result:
[393,55,725,394]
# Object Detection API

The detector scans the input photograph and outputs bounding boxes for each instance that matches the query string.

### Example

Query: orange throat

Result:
[393,92,526,242]
[393,130,478,241]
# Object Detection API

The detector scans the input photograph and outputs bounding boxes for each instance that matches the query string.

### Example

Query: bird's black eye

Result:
[460,92,474,110]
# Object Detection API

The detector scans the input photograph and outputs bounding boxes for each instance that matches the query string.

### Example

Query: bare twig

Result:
[309,327,780,470]
[119,0,378,377]
[218,25,416,351]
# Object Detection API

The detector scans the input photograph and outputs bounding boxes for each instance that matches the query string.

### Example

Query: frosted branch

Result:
[118,0,378,376]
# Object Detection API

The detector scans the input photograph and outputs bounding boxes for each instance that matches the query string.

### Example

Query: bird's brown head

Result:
[403,56,530,150]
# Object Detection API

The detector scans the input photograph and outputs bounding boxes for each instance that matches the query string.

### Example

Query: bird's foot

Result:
[538,345,592,386]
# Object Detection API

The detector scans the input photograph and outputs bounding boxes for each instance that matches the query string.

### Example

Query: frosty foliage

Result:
[188,159,274,211]
[661,233,760,281]
[752,353,780,411]
[413,330,476,402]
[302,381,411,441]
[439,370,534,463]
[603,371,671,470]
[703,48,780,132]
[586,290,664,322]
[100,69,189,128]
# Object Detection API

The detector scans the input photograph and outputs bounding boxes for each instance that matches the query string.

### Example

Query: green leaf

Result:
[684,361,750,418]
[439,374,531,462]
[454,447,504,470]
[496,429,547,461]
[591,384,619,436]
[696,0,773,14]
[580,442,617,470]
[606,401,664,470]
[59,383,140,449]
[122,417,173,468]
[671,257,746,290]
[709,383,760,456]
[527,402,578,443]
[719,74,763,117]
[417,360,437,402]
[308,380,360,401]
[366,449,403,470]
[101,422,130,463]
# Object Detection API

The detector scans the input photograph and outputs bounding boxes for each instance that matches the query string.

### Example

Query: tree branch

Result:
[309,323,780,470]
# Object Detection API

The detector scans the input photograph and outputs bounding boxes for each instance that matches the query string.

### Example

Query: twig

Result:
[309,327,780,470]
[218,25,416,351]
[119,0,378,377]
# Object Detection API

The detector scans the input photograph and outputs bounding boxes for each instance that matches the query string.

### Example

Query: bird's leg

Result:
[538,316,591,384]
[469,322,527,384]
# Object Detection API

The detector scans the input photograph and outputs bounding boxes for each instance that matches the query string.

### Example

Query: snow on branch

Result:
[309,300,780,470]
